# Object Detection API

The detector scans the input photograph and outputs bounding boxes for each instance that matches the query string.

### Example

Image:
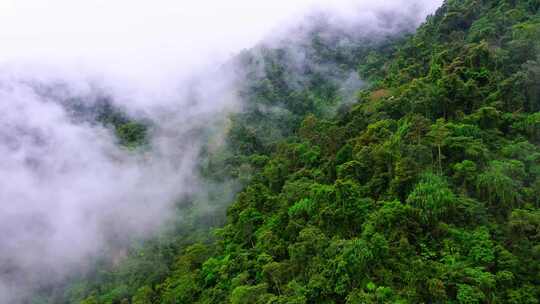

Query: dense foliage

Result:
[46,0,540,303]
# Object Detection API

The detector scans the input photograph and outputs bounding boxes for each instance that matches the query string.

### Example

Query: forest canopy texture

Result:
[49,0,540,303]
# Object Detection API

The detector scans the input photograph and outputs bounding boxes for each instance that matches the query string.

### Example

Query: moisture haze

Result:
[0,0,441,87]
[0,0,442,303]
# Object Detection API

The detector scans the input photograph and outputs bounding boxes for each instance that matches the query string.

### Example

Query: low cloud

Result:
[0,0,443,302]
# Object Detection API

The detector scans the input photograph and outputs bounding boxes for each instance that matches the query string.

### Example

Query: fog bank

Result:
[0,1,443,302]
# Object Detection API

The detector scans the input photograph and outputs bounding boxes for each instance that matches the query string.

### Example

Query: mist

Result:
[0,0,443,302]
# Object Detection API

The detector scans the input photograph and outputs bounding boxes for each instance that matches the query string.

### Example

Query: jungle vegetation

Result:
[40,0,540,303]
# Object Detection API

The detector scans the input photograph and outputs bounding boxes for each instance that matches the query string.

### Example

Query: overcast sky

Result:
[0,0,442,88]
[0,0,327,78]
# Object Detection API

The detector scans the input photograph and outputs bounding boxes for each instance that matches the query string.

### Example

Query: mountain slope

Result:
[66,1,540,303]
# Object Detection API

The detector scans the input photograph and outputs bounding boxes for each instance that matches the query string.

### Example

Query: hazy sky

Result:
[0,1,326,77]
[0,0,442,86]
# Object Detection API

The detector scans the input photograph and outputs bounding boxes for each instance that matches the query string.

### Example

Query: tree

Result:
[428,118,450,175]
[406,173,457,225]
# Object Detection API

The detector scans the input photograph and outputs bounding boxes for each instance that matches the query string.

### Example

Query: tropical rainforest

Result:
[37,0,540,303]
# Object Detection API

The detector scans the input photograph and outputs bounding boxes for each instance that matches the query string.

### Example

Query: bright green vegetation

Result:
[48,0,540,303]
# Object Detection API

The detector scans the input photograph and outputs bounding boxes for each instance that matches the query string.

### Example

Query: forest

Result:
[36,0,540,303]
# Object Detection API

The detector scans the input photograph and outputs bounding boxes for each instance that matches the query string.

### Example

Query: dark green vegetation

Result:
[48,0,540,303]
[58,94,150,149]
[95,102,149,149]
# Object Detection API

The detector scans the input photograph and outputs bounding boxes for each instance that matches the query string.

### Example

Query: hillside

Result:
[54,0,540,303]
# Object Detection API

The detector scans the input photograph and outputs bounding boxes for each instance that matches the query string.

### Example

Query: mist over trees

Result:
[1,0,539,303]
